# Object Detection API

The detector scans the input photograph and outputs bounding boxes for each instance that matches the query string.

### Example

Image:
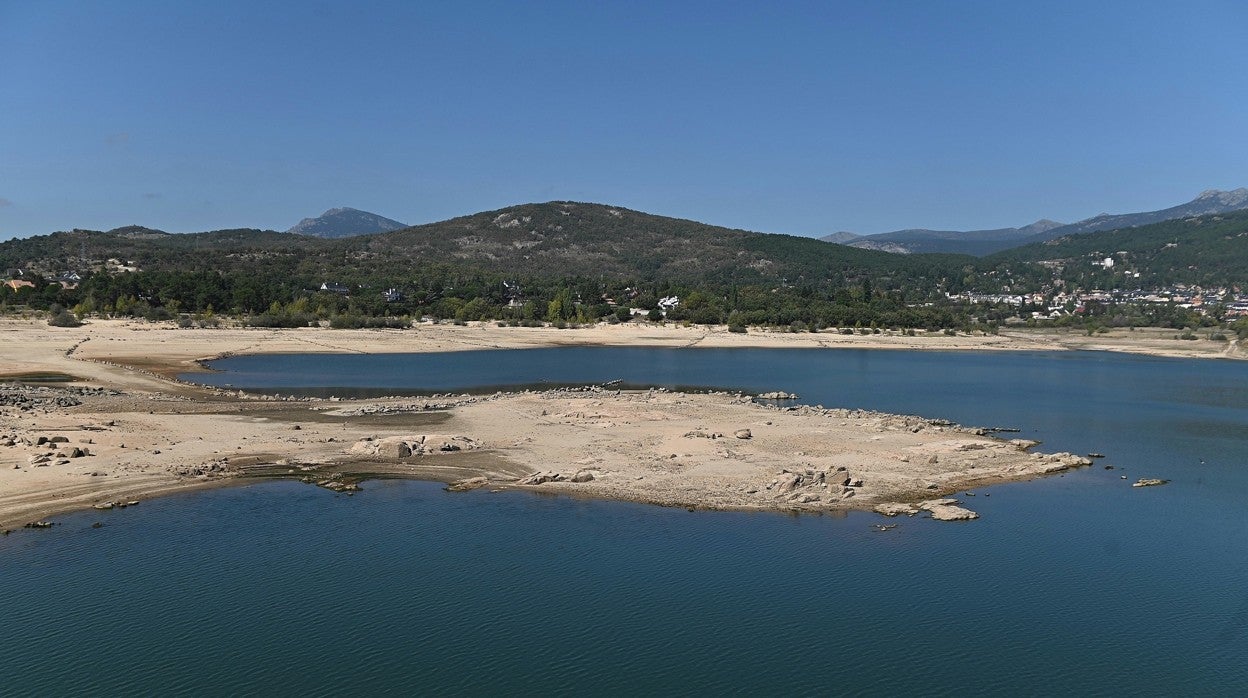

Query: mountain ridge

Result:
[825,189,1248,256]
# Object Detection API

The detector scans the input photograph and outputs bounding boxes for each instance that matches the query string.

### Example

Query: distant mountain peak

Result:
[287,207,407,238]
[1195,188,1248,206]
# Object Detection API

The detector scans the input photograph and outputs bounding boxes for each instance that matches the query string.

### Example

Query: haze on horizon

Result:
[1,0,1246,241]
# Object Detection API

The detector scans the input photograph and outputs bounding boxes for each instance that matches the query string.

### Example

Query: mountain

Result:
[825,219,1063,256]
[1016,188,1248,244]
[286,207,407,238]
[1,202,977,295]
[823,188,1248,256]
[819,231,863,244]
[988,207,1248,289]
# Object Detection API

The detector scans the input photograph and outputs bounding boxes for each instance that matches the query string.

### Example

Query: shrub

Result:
[48,310,82,327]
[728,324,747,334]
[329,315,409,329]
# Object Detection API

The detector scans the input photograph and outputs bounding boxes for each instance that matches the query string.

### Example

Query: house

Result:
[382,288,404,303]
[4,279,35,291]
[503,280,524,308]
[319,282,351,295]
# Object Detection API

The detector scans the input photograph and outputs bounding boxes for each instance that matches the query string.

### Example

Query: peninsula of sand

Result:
[3,317,1233,530]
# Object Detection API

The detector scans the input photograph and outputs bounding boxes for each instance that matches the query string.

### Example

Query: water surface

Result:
[3,348,1246,695]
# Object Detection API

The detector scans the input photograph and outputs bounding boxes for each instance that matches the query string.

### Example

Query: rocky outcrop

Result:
[1132,478,1170,488]
[519,471,565,485]
[873,502,919,517]
[918,498,979,521]
[446,476,489,492]
[351,435,481,458]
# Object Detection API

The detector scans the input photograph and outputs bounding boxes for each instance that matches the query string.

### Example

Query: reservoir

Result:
[3,348,1246,694]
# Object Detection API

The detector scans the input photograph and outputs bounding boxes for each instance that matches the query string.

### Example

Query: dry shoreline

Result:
[2,317,1227,530]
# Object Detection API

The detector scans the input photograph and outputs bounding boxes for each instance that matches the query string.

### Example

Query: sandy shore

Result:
[2,316,1231,529]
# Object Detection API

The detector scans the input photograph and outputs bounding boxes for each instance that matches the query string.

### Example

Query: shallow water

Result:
[3,348,1246,694]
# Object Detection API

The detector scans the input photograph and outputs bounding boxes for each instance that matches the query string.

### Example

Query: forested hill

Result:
[986,209,1248,288]
[0,225,324,274]
[1,202,985,293]
[350,202,975,289]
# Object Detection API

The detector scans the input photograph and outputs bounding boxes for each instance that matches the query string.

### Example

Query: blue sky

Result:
[1,0,1246,240]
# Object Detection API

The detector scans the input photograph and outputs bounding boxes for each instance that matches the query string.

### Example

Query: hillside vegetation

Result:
[988,209,1248,289]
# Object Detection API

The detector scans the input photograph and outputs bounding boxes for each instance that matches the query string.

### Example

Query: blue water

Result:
[3,348,1247,695]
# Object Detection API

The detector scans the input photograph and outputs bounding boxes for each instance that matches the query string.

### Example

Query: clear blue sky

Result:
[2,0,1246,240]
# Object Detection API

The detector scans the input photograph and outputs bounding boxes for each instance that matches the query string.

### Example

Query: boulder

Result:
[570,469,596,483]
[772,472,802,493]
[926,504,979,521]
[446,476,489,492]
[377,440,412,459]
[918,499,978,521]
[1132,478,1170,488]
[519,471,564,485]
[757,391,797,400]
[734,429,752,440]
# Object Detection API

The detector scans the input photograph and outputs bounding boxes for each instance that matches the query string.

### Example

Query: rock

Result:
[873,502,918,517]
[68,447,88,458]
[734,429,752,439]
[757,391,797,400]
[772,472,802,493]
[446,476,489,492]
[918,498,978,521]
[570,469,596,483]
[377,440,412,459]
[49,436,69,443]
[24,521,54,529]
[926,504,979,521]
[519,471,563,485]
[1132,478,1170,488]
